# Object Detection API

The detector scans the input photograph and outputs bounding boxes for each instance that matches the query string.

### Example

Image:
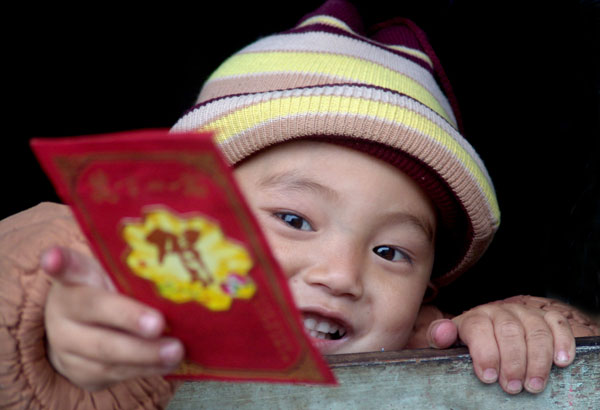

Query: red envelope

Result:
[31,129,336,385]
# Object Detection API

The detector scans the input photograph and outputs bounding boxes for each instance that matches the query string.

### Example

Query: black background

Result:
[5,0,599,314]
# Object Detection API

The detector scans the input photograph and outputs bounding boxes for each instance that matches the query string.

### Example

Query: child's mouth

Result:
[302,312,347,341]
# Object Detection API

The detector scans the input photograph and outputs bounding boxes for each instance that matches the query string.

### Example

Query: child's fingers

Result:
[58,321,184,367]
[41,246,115,290]
[53,349,181,392]
[453,312,500,385]
[489,309,528,394]
[544,310,576,367]
[48,318,184,391]
[509,307,554,393]
[46,294,184,392]
[43,262,183,391]
[49,284,165,338]
[426,319,458,349]
[453,301,579,395]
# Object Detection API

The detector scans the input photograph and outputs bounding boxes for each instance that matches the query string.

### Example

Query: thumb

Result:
[427,318,459,349]
[41,246,116,291]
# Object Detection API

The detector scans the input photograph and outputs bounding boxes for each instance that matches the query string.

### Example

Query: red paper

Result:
[31,129,336,385]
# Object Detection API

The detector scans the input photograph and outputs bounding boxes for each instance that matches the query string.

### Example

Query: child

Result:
[1,0,597,408]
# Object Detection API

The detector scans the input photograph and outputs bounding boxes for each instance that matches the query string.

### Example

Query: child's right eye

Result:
[273,212,314,231]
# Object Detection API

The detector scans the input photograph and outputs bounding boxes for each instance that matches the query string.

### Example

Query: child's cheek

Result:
[376,279,429,349]
[287,276,304,305]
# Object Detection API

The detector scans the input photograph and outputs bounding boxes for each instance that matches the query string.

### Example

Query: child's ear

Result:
[421,281,438,303]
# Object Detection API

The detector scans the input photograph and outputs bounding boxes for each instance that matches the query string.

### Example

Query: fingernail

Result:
[41,247,62,274]
[482,368,498,383]
[507,379,523,394]
[139,313,161,336]
[160,341,182,365]
[556,350,569,364]
[527,377,544,392]
[427,321,442,348]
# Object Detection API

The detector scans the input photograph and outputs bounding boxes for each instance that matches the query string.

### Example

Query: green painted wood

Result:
[168,337,600,409]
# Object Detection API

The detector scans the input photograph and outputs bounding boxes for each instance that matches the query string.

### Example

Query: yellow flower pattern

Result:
[122,209,256,310]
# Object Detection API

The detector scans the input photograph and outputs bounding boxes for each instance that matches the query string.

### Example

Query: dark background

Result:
[6,1,599,315]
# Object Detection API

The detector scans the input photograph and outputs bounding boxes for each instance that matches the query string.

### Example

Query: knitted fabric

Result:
[171,0,500,287]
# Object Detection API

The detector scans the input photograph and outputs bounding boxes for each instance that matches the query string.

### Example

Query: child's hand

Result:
[426,297,582,395]
[43,246,184,391]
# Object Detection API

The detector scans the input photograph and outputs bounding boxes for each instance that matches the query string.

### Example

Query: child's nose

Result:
[302,243,364,299]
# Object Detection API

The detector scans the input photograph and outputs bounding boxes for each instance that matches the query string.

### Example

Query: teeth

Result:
[303,314,347,339]
[316,321,330,333]
[304,317,316,330]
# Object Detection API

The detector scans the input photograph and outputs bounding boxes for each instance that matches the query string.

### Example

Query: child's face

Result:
[234,141,436,354]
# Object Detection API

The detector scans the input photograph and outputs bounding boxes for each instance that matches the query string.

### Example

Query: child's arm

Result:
[0,203,180,408]
[425,296,599,395]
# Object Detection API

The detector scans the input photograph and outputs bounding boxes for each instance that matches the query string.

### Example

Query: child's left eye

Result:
[372,245,411,263]
[274,212,314,231]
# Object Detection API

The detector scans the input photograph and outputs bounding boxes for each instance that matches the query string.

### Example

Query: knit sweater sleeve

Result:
[0,202,178,409]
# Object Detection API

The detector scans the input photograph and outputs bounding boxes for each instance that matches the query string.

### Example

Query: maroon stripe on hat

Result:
[283,24,434,73]
[368,24,423,53]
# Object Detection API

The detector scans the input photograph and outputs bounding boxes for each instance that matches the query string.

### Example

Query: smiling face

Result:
[234,141,436,354]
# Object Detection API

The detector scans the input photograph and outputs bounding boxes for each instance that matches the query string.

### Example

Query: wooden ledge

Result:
[169,336,600,409]
[327,336,600,366]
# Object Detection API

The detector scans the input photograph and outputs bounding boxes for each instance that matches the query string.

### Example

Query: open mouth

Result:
[303,312,347,341]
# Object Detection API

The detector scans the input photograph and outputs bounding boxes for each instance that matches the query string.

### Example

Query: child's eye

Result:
[372,245,411,263]
[274,212,314,231]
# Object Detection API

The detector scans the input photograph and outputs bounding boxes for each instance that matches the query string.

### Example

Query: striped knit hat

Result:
[172,0,500,287]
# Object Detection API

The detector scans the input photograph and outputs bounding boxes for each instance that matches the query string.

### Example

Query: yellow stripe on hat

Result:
[198,94,498,220]
[296,15,357,35]
[387,45,433,69]
[208,52,456,127]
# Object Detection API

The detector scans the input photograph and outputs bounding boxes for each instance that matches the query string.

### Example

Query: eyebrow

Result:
[384,212,435,244]
[257,170,340,201]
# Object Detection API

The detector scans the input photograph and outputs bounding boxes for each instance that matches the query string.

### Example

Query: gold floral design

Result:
[122,209,256,310]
